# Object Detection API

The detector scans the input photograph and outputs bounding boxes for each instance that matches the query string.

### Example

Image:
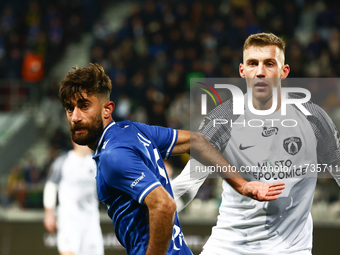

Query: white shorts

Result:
[57,217,104,255]
[200,237,312,255]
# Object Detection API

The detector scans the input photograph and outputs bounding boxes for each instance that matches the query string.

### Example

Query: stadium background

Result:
[0,0,340,254]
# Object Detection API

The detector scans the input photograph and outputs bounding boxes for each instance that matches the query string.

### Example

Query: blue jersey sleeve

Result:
[101,146,162,204]
[135,123,178,160]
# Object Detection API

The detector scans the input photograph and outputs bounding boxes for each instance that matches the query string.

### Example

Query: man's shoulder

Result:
[288,92,328,118]
[198,98,237,132]
[110,120,148,135]
[205,98,237,119]
[100,123,146,155]
[112,121,160,146]
[52,152,69,167]
[105,120,138,141]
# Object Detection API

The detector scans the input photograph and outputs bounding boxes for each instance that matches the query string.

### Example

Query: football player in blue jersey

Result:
[58,63,285,255]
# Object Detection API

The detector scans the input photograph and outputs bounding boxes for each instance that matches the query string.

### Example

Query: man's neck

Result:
[251,86,282,112]
[87,116,114,152]
[87,141,98,151]
[103,116,114,129]
[252,96,282,112]
[73,148,89,157]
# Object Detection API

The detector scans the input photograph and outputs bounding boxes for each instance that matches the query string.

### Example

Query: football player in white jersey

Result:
[43,142,104,255]
[172,32,340,255]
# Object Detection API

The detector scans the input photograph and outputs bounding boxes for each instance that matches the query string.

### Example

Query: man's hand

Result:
[241,181,285,201]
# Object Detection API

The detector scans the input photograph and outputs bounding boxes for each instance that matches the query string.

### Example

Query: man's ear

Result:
[239,63,246,78]
[103,101,115,119]
[280,64,290,79]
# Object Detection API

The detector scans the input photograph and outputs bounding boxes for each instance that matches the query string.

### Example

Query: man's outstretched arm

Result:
[172,130,285,201]
[143,186,176,255]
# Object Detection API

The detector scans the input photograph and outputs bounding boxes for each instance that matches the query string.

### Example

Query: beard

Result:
[70,112,104,146]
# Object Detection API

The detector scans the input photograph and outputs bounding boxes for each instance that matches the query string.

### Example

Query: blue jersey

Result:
[93,120,193,255]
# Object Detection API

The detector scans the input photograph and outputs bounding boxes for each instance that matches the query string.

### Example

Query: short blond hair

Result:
[244,33,286,52]
[243,33,286,63]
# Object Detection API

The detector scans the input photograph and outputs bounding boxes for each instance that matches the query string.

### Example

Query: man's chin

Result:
[71,133,93,146]
[253,92,271,100]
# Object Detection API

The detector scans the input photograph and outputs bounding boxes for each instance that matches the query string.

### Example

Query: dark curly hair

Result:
[59,63,112,108]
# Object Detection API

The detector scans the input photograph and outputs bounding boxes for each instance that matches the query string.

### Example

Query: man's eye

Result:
[82,104,89,109]
[65,105,73,111]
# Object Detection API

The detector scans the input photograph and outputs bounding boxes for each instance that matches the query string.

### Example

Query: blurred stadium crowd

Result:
[2,0,340,218]
[0,0,105,80]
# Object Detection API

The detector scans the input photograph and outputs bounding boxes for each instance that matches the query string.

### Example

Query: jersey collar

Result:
[94,120,116,156]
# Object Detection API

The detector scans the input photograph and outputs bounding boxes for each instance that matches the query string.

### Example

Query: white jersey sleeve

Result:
[197,99,238,152]
[303,102,340,185]
[43,181,58,209]
[43,153,68,209]
[172,99,237,211]
[46,153,68,184]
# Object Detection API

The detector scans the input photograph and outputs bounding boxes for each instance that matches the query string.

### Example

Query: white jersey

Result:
[48,151,99,220]
[173,94,340,254]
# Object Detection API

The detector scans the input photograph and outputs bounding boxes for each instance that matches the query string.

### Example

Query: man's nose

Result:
[71,107,82,123]
[256,63,265,78]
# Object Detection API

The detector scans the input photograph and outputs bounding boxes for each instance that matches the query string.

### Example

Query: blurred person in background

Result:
[172,32,340,255]
[43,141,104,255]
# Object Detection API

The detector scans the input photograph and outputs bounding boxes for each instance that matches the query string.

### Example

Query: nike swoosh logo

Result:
[239,144,255,150]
